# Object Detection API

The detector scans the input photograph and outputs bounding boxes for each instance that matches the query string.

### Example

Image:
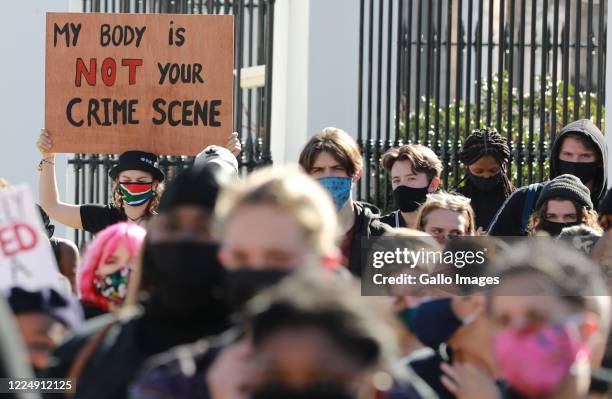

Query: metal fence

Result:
[72,0,275,245]
[356,0,607,212]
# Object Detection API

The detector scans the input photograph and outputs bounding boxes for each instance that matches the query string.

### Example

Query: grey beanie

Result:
[536,174,593,210]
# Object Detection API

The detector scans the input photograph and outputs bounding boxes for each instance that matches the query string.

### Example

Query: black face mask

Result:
[410,298,463,349]
[251,383,356,399]
[557,159,599,184]
[541,220,579,237]
[468,172,503,192]
[141,241,230,319]
[393,185,429,213]
[225,269,290,312]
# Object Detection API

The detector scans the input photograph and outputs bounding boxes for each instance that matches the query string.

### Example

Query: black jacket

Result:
[348,201,393,276]
[488,120,608,236]
[44,313,144,399]
[456,184,510,230]
[44,307,227,399]
[127,329,241,399]
[380,210,408,228]
[407,348,455,399]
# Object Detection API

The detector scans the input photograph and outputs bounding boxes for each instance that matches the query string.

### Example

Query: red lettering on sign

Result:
[101,58,117,86]
[121,59,143,85]
[0,223,38,257]
[75,57,143,87]
[75,58,97,87]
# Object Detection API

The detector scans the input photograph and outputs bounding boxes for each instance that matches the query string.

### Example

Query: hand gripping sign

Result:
[45,12,234,156]
[0,186,61,293]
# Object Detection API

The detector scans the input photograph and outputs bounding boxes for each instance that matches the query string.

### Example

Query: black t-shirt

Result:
[80,204,127,234]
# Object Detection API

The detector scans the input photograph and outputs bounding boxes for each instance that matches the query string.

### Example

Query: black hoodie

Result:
[488,119,608,236]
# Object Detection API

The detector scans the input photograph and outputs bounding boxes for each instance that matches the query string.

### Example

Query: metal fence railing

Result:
[356,0,607,212]
[71,0,275,246]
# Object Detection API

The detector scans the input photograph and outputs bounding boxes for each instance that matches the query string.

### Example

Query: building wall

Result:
[0,0,70,237]
[271,0,360,166]
[307,0,360,139]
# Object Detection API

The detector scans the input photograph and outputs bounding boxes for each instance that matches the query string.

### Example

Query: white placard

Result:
[0,185,60,293]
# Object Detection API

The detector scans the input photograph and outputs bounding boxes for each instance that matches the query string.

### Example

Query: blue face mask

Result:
[410,298,463,349]
[318,177,352,210]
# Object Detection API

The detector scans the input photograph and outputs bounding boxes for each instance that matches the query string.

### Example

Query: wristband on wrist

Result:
[37,157,55,172]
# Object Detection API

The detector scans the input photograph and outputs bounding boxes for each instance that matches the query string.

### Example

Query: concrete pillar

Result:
[270,0,360,165]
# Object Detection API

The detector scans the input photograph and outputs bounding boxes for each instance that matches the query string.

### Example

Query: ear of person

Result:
[429,176,441,192]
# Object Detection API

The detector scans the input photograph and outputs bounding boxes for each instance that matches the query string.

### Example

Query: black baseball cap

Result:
[109,150,165,182]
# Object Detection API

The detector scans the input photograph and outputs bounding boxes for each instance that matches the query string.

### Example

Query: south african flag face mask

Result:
[118,182,155,206]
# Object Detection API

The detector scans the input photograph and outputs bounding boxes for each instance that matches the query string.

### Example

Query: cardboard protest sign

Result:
[0,186,61,293]
[45,13,234,156]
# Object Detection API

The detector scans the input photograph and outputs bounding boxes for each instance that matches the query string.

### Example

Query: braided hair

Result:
[458,128,514,197]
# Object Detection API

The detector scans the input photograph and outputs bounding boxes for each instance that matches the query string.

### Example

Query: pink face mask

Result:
[494,319,589,399]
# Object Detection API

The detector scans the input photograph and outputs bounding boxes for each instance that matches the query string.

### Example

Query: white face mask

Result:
[462,312,478,325]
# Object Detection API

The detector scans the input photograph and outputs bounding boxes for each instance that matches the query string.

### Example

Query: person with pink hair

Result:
[78,222,146,318]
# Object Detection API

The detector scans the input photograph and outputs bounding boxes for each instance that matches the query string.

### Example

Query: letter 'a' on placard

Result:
[0,185,61,294]
[45,13,234,156]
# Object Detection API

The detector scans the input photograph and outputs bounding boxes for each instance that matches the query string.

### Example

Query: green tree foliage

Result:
[364,73,605,211]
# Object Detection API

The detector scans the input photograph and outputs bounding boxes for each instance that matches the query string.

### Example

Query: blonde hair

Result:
[415,192,476,235]
[215,165,339,257]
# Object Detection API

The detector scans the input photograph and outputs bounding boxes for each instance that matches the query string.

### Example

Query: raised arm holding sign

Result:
[40,13,239,234]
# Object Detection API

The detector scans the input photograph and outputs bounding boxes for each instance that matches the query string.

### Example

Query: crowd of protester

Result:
[0,119,610,399]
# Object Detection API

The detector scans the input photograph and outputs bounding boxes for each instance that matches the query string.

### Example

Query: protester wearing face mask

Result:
[489,241,611,399]
[374,229,443,396]
[206,270,402,399]
[396,237,506,399]
[526,174,601,237]
[489,119,608,236]
[38,129,166,233]
[216,166,343,311]
[370,229,441,328]
[77,223,146,319]
[456,128,515,231]
[415,192,476,246]
[128,166,343,399]
[379,145,442,228]
[37,129,241,234]
[44,163,233,398]
[299,127,392,276]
